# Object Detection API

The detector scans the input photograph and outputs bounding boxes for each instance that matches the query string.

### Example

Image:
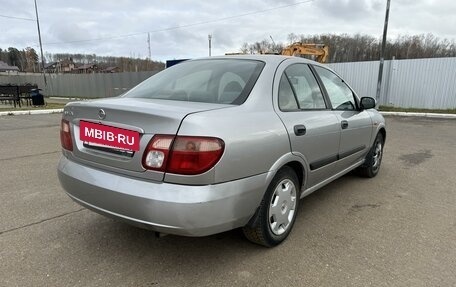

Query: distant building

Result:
[76,63,99,74]
[101,66,120,73]
[0,61,20,72]
[44,62,58,73]
[58,58,76,73]
[42,61,118,74]
[43,58,76,73]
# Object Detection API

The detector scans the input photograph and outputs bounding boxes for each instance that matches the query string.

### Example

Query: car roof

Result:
[190,54,322,67]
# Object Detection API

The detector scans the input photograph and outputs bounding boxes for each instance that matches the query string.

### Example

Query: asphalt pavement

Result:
[1,114,455,287]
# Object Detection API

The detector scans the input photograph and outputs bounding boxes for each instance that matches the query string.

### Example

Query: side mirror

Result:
[360,97,376,110]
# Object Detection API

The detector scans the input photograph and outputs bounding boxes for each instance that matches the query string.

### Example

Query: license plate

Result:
[80,121,140,151]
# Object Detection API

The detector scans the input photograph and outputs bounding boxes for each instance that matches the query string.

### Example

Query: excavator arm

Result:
[281,43,329,63]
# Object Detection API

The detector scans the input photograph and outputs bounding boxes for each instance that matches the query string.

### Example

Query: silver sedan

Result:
[57,55,385,247]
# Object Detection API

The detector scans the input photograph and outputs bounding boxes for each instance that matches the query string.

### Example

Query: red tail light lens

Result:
[167,136,224,175]
[143,135,224,175]
[60,119,73,151]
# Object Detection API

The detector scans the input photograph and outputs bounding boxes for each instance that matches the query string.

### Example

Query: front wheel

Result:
[358,133,384,178]
[243,166,300,247]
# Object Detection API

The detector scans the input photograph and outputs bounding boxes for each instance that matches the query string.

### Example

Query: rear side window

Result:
[278,74,299,111]
[314,66,356,110]
[278,64,326,111]
[125,59,264,105]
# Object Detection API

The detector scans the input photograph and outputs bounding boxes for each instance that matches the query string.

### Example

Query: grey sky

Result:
[1,0,455,61]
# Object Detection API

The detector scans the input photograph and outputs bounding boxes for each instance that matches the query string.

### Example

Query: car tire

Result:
[358,133,384,178]
[243,166,300,247]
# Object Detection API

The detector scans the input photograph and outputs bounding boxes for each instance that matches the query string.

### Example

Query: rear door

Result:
[312,65,373,170]
[274,61,341,189]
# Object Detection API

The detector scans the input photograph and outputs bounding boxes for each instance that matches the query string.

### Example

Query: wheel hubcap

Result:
[268,179,297,235]
[372,141,383,171]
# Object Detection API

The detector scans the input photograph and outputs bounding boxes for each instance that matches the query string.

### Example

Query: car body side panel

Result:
[368,110,387,142]
[165,59,292,185]
[271,59,342,189]
[333,110,373,170]
[309,63,380,171]
[275,111,341,188]
[170,106,291,184]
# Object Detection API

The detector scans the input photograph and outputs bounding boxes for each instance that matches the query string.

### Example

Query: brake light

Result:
[60,119,73,151]
[143,135,224,175]
[167,136,224,175]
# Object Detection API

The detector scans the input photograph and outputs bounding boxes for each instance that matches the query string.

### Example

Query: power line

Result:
[42,0,315,46]
[0,14,35,21]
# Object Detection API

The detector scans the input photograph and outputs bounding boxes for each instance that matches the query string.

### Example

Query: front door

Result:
[312,66,373,170]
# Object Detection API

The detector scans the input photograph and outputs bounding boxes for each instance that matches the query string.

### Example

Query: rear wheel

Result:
[358,133,384,178]
[243,166,300,247]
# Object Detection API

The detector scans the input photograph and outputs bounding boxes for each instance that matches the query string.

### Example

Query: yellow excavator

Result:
[226,42,329,63]
[281,43,329,63]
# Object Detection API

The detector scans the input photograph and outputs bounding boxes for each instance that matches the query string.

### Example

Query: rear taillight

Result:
[167,136,224,175]
[60,119,73,151]
[143,135,224,175]
[142,135,174,172]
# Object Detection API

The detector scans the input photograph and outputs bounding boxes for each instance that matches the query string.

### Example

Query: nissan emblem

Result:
[98,109,106,120]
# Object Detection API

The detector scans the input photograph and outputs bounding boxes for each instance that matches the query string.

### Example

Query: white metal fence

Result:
[1,58,455,108]
[328,57,456,109]
[0,71,158,98]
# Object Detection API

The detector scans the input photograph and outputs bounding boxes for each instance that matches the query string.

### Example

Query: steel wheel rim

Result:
[268,179,297,236]
[372,141,383,171]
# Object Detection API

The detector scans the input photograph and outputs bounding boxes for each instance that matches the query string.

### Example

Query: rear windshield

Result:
[124,59,264,105]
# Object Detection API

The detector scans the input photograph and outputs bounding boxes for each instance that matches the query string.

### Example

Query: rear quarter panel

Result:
[170,105,291,184]
[165,57,295,185]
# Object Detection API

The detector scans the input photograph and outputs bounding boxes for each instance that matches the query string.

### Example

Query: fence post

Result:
[383,56,395,106]
[385,56,396,105]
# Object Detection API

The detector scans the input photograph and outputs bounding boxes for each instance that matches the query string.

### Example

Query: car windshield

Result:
[124,59,264,105]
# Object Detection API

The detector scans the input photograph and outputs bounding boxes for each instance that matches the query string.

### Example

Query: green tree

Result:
[7,47,23,70]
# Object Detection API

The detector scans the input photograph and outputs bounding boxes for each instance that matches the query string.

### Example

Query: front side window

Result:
[125,59,264,105]
[314,66,356,110]
[278,64,326,111]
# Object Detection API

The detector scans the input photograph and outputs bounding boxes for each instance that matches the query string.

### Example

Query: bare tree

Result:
[240,33,456,63]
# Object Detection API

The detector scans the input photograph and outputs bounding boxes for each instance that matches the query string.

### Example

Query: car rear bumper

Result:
[57,156,269,236]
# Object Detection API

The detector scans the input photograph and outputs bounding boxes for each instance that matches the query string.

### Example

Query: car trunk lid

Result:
[65,98,231,176]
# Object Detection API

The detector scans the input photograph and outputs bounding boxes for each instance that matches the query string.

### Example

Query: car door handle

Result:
[294,124,307,136]
[341,120,349,129]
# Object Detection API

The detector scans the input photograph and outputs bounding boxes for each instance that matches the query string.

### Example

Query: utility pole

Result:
[269,35,276,46]
[375,0,391,106]
[270,35,276,53]
[147,32,151,60]
[208,34,212,57]
[34,0,46,86]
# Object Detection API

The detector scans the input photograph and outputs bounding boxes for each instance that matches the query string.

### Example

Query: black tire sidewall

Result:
[365,133,384,177]
[259,166,300,246]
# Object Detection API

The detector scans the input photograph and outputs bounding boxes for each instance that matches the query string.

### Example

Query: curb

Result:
[0,108,63,116]
[380,111,456,119]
